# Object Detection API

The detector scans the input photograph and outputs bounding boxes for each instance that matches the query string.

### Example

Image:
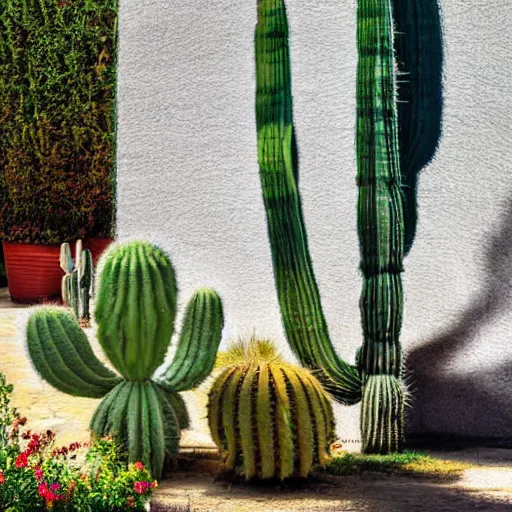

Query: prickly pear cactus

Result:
[28,241,224,478]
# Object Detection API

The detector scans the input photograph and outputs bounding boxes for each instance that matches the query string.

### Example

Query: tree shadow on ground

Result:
[406,197,512,438]
[158,470,512,512]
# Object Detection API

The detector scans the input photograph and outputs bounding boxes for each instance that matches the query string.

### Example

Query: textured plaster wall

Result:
[116,0,512,443]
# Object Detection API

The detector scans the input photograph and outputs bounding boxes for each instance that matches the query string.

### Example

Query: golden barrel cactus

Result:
[207,340,335,480]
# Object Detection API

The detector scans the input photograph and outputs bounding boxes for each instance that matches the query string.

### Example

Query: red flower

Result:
[50,482,61,492]
[38,483,48,498]
[133,461,145,471]
[15,453,28,468]
[34,467,44,481]
[133,480,157,494]
[133,481,148,494]
[0,471,5,484]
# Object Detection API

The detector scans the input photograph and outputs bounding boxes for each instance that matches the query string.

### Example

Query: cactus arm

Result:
[255,0,362,405]
[356,0,405,453]
[95,242,177,380]
[161,288,223,392]
[392,0,444,253]
[26,308,121,398]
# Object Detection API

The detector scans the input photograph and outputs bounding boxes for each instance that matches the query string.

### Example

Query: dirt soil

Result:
[154,459,512,512]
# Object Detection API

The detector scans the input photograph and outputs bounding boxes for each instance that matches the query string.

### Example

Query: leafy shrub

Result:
[0,373,157,511]
[0,0,117,244]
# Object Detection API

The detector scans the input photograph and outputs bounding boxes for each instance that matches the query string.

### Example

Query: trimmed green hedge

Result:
[0,0,118,244]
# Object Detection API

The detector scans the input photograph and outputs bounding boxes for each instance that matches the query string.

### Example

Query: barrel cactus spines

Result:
[255,0,362,405]
[27,241,224,478]
[356,0,406,453]
[60,240,94,328]
[208,339,335,480]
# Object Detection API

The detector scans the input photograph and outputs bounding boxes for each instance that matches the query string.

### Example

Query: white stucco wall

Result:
[116,0,512,443]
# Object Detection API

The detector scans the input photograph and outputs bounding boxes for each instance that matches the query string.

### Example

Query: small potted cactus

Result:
[0,0,117,302]
[60,240,94,328]
[208,339,335,480]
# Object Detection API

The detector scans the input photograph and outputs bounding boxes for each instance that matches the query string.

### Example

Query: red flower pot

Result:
[83,237,114,265]
[3,237,113,303]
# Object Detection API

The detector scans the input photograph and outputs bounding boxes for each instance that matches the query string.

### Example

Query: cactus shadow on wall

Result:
[393,0,444,255]
[406,197,512,439]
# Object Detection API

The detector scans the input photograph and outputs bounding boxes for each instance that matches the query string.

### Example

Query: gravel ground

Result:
[154,461,512,512]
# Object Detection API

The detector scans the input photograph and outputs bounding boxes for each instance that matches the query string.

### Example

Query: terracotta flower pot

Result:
[3,237,113,303]
[83,237,114,265]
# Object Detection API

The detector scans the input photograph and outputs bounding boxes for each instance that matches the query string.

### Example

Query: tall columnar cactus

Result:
[208,340,335,480]
[27,241,224,478]
[60,240,94,328]
[356,0,405,453]
[255,0,362,405]
[255,0,409,453]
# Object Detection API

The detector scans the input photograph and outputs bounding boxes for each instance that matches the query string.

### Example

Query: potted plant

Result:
[0,0,118,302]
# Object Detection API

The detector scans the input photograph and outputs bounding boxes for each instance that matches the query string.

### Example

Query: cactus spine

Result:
[356,0,405,452]
[28,241,224,478]
[255,0,362,405]
[208,340,335,480]
[60,240,94,328]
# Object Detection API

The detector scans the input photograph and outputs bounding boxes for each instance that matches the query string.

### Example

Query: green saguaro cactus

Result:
[27,241,224,478]
[60,240,94,327]
[356,0,405,453]
[255,0,362,405]
[255,0,407,453]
